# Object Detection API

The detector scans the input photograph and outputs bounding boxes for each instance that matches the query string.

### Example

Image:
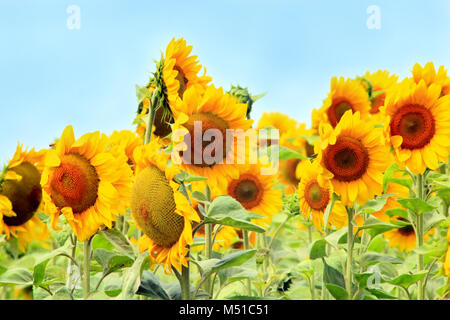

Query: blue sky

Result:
[1,0,450,162]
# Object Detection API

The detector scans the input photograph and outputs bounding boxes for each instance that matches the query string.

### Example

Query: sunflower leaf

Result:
[0,268,33,286]
[136,271,171,300]
[98,229,136,259]
[388,271,428,289]
[325,283,348,300]
[309,239,327,260]
[397,197,437,215]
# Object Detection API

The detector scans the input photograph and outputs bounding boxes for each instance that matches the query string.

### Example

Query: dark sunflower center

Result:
[304,180,330,211]
[228,174,263,210]
[327,100,354,127]
[284,158,300,185]
[1,162,42,226]
[180,112,229,168]
[153,104,174,138]
[323,136,370,182]
[390,104,435,150]
[174,65,188,98]
[49,153,99,214]
[131,166,184,248]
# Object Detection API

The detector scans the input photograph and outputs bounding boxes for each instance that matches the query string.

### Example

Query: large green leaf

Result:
[397,197,436,215]
[117,252,148,300]
[0,268,33,285]
[322,258,345,289]
[388,271,428,289]
[137,271,171,300]
[309,239,327,260]
[325,283,348,300]
[98,228,135,259]
[94,249,134,275]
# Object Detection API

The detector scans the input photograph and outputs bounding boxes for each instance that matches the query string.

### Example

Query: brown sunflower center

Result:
[228,174,264,210]
[327,100,354,127]
[131,166,184,248]
[304,180,330,211]
[153,105,174,138]
[323,136,370,182]
[370,92,386,114]
[1,162,42,226]
[181,112,229,168]
[49,153,99,214]
[390,104,435,150]
[284,158,300,185]
[174,65,188,98]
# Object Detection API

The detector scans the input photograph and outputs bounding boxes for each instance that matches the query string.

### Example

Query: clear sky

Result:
[1,0,450,162]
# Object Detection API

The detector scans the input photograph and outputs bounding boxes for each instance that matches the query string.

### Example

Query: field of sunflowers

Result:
[0,38,449,302]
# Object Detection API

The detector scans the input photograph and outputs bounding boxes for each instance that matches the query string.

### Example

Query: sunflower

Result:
[256,112,299,137]
[298,160,347,232]
[384,217,434,253]
[109,129,143,171]
[381,79,450,174]
[0,144,50,251]
[131,143,199,273]
[163,38,212,108]
[312,77,371,129]
[218,162,283,227]
[170,84,254,190]
[412,62,450,97]
[315,110,390,206]
[41,125,133,241]
[360,70,399,116]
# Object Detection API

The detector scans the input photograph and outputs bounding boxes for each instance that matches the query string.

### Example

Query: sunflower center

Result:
[228,174,264,210]
[1,162,42,226]
[174,65,188,98]
[131,166,185,248]
[153,105,174,138]
[323,136,369,182]
[304,180,330,211]
[328,100,354,127]
[49,153,99,214]
[370,92,386,114]
[181,112,229,168]
[284,158,300,185]
[390,104,435,150]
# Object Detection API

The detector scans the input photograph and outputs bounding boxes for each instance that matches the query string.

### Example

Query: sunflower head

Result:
[412,62,450,97]
[41,125,133,241]
[315,110,390,206]
[0,144,49,251]
[131,143,199,273]
[360,70,399,115]
[381,79,450,174]
[313,77,371,129]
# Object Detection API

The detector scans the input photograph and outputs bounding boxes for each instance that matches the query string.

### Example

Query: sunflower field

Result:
[0,38,450,302]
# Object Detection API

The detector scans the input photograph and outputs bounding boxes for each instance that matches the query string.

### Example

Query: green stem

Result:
[440,164,449,217]
[82,237,92,300]
[144,90,158,145]
[204,224,213,297]
[243,230,252,296]
[268,215,291,250]
[181,264,191,300]
[66,234,77,290]
[416,173,425,300]
[346,207,354,300]
[321,228,331,300]
[307,224,316,300]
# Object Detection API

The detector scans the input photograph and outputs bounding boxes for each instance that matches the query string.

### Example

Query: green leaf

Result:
[98,228,135,259]
[382,163,400,193]
[397,197,436,215]
[325,283,348,300]
[323,193,339,231]
[276,145,307,161]
[358,216,400,238]
[384,208,409,220]
[51,287,73,300]
[94,249,134,275]
[301,135,320,146]
[33,259,50,285]
[137,271,171,300]
[360,253,403,268]
[0,268,33,286]
[205,196,266,233]
[309,239,327,260]
[365,288,397,300]
[324,228,347,248]
[423,212,446,232]
[117,252,148,300]
[322,258,345,289]
[388,271,428,289]
[211,250,256,273]
[357,195,391,215]
[175,171,208,183]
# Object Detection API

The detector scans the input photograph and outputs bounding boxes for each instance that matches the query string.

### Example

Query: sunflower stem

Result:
[307,224,316,300]
[144,89,159,145]
[321,228,330,300]
[243,230,252,296]
[82,237,92,300]
[181,264,191,300]
[440,164,449,217]
[66,234,77,290]
[204,224,213,297]
[345,206,354,300]
[416,173,425,300]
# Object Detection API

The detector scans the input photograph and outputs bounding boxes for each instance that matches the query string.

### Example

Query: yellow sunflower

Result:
[298,160,347,232]
[109,129,143,171]
[360,70,399,116]
[315,110,390,206]
[384,218,434,253]
[131,143,199,273]
[312,76,371,129]
[0,144,50,251]
[256,112,299,137]
[171,84,254,190]
[41,125,133,241]
[381,79,450,174]
[412,62,450,97]
[217,162,283,227]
